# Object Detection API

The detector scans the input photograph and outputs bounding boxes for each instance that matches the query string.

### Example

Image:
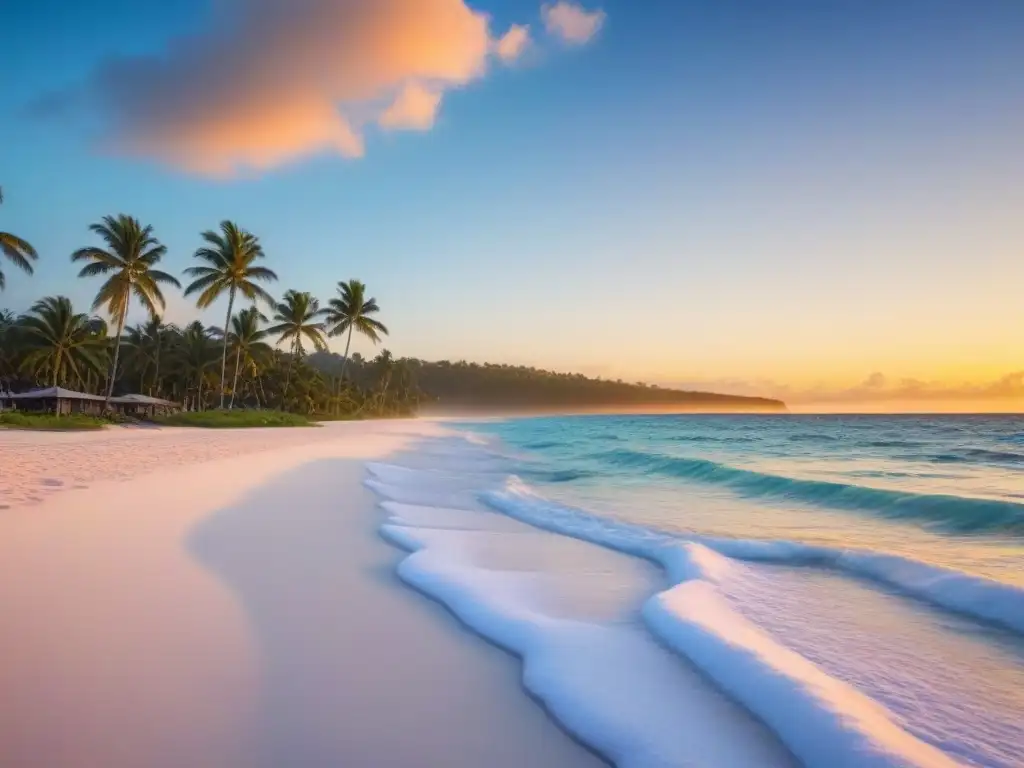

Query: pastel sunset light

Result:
[3,0,1023,411]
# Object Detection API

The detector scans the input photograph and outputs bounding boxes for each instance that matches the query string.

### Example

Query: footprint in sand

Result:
[40,479,64,488]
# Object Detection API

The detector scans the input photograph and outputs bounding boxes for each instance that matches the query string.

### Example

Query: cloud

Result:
[60,0,539,176]
[542,1,606,45]
[378,83,445,131]
[495,24,531,62]
[664,371,1024,407]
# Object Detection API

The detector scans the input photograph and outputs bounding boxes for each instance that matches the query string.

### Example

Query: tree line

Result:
[1,189,412,417]
[309,353,785,413]
[3,186,785,415]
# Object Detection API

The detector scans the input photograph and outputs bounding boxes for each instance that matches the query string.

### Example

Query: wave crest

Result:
[483,478,1024,635]
[595,448,1024,535]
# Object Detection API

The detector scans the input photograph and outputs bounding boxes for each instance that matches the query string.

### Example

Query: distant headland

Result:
[308,354,787,415]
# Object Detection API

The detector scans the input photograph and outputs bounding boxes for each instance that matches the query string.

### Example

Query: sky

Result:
[1,0,1023,410]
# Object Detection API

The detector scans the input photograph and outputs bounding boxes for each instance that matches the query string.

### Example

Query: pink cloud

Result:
[542,1,606,45]
[379,83,445,131]
[495,24,532,62]
[71,0,537,176]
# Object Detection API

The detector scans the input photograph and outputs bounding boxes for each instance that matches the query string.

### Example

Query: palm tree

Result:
[371,349,395,413]
[18,296,105,389]
[268,291,328,357]
[0,187,39,291]
[223,307,271,408]
[0,308,20,390]
[325,280,388,379]
[267,290,327,398]
[71,215,180,405]
[124,316,177,396]
[175,321,217,410]
[183,221,277,409]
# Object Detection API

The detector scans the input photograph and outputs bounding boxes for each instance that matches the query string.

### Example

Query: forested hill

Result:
[307,353,786,414]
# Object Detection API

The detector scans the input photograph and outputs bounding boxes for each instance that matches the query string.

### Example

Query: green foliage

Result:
[0,186,39,291]
[268,290,328,355]
[17,297,107,388]
[152,410,314,428]
[71,215,180,320]
[0,201,782,419]
[223,307,272,409]
[1,203,417,419]
[307,354,786,413]
[183,220,277,408]
[325,279,388,378]
[71,214,181,401]
[0,412,109,430]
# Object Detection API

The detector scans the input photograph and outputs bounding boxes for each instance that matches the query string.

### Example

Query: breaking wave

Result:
[593,448,1024,535]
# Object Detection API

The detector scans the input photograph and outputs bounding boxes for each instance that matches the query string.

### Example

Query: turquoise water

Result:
[368,414,1024,767]
[472,414,1024,585]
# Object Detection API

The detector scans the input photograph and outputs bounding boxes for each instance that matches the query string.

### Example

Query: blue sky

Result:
[2,0,1024,405]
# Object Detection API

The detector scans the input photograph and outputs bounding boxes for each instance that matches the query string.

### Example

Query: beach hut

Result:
[1,388,182,418]
[2,387,107,416]
[109,393,182,418]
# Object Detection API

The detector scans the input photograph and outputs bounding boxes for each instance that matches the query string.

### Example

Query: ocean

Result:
[365,414,1024,768]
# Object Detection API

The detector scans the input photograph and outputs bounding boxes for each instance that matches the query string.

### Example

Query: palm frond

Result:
[183,265,220,278]
[0,232,39,271]
[133,279,163,317]
[246,266,277,281]
[238,281,276,306]
[147,269,182,288]
[92,275,128,315]
[184,221,277,318]
[71,247,118,266]
[183,272,224,299]
[76,261,113,278]
[194,282,224,309]
[192,246,229,268]
[139,244,169,265]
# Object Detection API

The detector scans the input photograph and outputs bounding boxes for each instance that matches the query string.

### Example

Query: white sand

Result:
[0,422,606,768]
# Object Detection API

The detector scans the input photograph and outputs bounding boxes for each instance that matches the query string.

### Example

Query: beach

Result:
[0,421,606,768]
[6,415,1021,768]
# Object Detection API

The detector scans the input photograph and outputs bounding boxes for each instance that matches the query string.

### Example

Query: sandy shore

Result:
[0,422,606,767]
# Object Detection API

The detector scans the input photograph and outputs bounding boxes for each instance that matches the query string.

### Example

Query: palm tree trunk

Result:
[339,325,354,380]
[229,352,242,409]
[283,341,297,402]
[219,288,236,409]
[256,373,267,408]
[152,335,161,397]
[378,373,391,413]
[104,302,129,408]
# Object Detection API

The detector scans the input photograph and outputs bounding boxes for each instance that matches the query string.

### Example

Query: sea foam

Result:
[367,471,796,767]
[485,477,1024,635]
[365,460,976,767]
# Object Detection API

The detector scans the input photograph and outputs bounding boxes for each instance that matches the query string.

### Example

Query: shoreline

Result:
[0,421,605,767]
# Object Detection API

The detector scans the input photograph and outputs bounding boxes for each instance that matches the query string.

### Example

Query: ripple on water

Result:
[720,562,1024,768]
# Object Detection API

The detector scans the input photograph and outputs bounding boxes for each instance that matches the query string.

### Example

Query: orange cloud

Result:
[74,0,541,176]
[542,1,606,44]
[665,371,1024,410]
[379,83,445,131]
[495,24,532,62]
